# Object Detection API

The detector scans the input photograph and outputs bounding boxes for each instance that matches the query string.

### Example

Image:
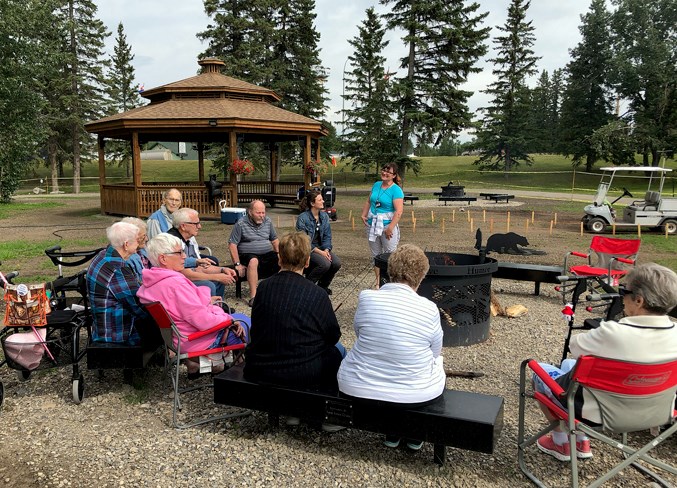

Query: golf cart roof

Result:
[600,166,672,173]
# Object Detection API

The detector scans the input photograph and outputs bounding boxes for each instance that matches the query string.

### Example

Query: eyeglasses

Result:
[619,286,634,297]
[166,198,182,203]
[184,222,201,226]
[137,234,148,242]
[381,169,394,175]
[164,250,186,257]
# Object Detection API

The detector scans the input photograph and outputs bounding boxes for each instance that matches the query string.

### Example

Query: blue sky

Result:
[96,0,593,139]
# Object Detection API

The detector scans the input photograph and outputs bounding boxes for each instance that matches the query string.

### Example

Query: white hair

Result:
[146,233,183,267]
[172,207,198,228]
[106,222,139,248]
[120,217,147,233]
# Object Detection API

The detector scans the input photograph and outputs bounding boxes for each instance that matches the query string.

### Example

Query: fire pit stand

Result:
[375,252,498,347]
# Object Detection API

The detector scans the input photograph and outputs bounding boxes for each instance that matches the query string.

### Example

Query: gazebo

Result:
[84,58,328,218]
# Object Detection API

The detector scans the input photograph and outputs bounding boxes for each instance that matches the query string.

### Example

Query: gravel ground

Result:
[0,194,675,487]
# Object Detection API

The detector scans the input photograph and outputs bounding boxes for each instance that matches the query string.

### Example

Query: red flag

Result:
[331,156,337,167]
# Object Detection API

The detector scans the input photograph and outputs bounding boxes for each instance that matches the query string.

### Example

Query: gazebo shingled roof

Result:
[85,58,326,218]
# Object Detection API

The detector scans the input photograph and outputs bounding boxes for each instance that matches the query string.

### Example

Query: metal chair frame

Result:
[143,301,250,429]
[518,356,677,488]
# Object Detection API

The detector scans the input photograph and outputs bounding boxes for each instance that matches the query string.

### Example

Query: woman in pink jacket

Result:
[137,233,249,376]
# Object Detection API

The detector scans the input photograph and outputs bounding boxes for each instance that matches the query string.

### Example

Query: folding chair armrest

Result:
[185,318,233,342]
[569,251,589,259]
[564,251,590,271]
[614,257,635,265]
[534,391,570,422]
[182,342,245,360]
[528,359,566,398]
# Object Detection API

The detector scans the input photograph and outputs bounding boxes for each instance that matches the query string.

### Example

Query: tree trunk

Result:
[48,137,59,193]
[72,123,80,193]
[69,0,80,194]
[399,27,417,177]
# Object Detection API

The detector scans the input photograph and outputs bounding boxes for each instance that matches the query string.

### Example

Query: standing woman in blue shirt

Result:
[360,163,404,286]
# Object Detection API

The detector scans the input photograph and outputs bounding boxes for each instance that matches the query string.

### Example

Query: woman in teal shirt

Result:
[360,163,404,286]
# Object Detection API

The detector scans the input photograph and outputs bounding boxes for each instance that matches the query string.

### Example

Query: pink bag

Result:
[3,329,47,370]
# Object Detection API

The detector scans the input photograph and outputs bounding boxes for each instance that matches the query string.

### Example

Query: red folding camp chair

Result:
[143,301,250,429]
[518,356,677,487]
[563,236,640,286]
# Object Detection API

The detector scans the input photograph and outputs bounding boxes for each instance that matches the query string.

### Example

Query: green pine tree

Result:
[610,0,676,164]
[380,0,490,169]
[105,22,143,178]
[58,0,110,193]
[559,0,613,171]
[343,8,401,175]
[474,0,540,172]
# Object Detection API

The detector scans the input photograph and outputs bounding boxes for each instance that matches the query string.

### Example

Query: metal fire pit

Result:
[375,252,498,347]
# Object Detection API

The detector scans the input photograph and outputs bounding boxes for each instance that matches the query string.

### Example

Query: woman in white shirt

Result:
[337,243,445,451]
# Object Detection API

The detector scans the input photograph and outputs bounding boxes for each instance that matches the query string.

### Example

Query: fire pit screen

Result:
[375,252,498,347]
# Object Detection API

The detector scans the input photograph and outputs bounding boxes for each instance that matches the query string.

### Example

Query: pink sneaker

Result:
[537,433,571,461]
[575,438,593,459]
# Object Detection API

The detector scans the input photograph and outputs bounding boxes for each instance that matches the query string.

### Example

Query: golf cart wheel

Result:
[588,217,607,233]
[663,219,677,235]
[72,373,84,404]
[17,370,31,381]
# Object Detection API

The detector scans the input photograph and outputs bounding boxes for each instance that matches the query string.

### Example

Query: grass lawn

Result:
[18,154,677,197]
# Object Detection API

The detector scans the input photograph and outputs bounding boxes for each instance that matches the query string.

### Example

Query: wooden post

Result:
[580,221,584,236]
[349,210,352,222]
[197,141,205,183]
[452,210,456,223]
[431,210,435,223]
[637,225,641,237]
[352,217,355,231]
[483,209,486,222]
[612,223,616,235]
[442,218,445,233]
[550,220,554,235]
[131,131,142,217]
[506,211,511,232]
[554,213,558,226]
[411,210,415,222]
[413,218,417,233]
[531,210,535,224]
[666,224,669,239]
[97,135,106,214]
[229,131,238,205]
[470,218,474,232]
[467,210,471,222]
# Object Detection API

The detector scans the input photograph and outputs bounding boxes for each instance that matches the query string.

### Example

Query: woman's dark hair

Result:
[382,163,402,186]
[300,189,322,211]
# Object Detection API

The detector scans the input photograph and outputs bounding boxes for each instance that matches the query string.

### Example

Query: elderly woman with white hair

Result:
[121,217,150,283]
[337,243,445,450]
[533,262,677,462]
[137,234,249,376]
[86,221,158,347]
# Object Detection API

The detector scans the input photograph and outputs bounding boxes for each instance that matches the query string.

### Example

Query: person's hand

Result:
[221,267,237,278]
[230,323,245,341]
[197,257,215,267]
[215,273,236,285]
[210,296,221,304]
[323,249,332,261]
[361,215,368,226]
[234,264,245,277]
[384,225,394,239]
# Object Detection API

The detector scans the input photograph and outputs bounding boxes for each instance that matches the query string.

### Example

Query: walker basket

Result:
[1,327,76,372]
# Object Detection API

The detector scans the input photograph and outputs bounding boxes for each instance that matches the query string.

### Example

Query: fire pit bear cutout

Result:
[482,232,546,256]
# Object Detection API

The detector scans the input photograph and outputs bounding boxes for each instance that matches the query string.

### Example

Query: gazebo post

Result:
[132,131,142,217]
[229,131,238,205]
[316,138,321,184]
[197,142,205,182]
[304,135,311,189]
[98,135,106,213]
[270,142,278,181]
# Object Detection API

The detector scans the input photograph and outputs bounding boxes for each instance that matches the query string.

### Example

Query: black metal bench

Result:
[87,342,155,384]
[488,194,514,203]
[493,262,564,295]
[403,194,419,205]
[214,364,504,466]
[480,193,502,200]
[439,196,477,206]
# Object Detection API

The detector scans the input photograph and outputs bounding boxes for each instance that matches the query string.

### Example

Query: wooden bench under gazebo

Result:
[85,58,328,219]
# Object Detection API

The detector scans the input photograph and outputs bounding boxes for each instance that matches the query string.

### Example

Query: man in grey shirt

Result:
[228,200,280,306]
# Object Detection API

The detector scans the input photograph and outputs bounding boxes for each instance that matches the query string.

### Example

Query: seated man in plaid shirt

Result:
[86,222,160,349]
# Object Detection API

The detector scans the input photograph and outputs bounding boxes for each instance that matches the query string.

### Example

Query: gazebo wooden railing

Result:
[237,180,304,207]
[101,183,234,218]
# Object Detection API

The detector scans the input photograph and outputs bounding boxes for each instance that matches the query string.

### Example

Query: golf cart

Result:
[582,166,677,234]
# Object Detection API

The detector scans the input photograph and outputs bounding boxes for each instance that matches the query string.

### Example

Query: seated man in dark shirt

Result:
[167,207,237,298]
